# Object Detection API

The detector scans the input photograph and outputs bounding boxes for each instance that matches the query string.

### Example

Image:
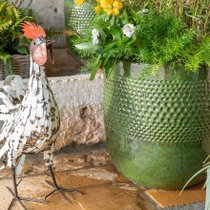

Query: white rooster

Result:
[0,22,80,210]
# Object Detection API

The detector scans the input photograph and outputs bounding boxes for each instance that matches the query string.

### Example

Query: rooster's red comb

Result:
[21,21,46,39]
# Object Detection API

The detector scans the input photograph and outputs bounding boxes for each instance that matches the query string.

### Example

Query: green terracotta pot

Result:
[104,63,210,189]
[64,0,95,51]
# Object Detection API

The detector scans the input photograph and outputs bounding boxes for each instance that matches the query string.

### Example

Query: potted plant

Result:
[74,0,210,190]
[0,0,34,80]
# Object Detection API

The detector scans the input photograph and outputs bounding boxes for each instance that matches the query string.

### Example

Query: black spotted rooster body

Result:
[0,58,60,168]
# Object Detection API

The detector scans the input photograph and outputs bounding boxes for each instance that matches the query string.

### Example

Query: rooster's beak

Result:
[46,40,55,64]
[46,40,55,46]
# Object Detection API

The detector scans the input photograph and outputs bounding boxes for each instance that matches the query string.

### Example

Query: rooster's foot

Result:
[44,180,82,202]
[6,186,46,210]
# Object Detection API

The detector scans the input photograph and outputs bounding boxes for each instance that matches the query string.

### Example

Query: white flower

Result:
[137,9,149,15]
[140,8,149,14]
[92,29,99,45]
[92,38,99,45]
[92,29,99,39]
[122,24,135,38]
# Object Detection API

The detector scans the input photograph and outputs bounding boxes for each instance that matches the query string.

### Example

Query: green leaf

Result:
[16,46,28,55]
[109,28,122,41]
[110,15,116,25]
[180,165,208,195]
[107,59,117,78]
[4,57,13,74]
[101,14,110,22]
[97,28,106,41]
[125,36,136,47]
[0,1,7,12]
[75,42,94,50]
[90,54,101,80]
[0,19,13,32]
[205,168,210,210]
[0,51,11,62]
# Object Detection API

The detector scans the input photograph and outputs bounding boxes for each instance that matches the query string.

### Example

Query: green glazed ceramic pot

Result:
[64,0,95,50]
[104,63,210,189]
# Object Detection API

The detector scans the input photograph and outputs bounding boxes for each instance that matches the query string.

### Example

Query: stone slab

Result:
[144,185,205,210]
[0,165,147,210]
[49,73,104,108]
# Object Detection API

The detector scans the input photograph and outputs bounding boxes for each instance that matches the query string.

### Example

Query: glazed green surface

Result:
[64,0,95,50]
[107,128,206,189]
[104,64,209,189]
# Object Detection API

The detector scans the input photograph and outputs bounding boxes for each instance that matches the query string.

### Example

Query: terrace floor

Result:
[0,145,205,210]
[0,164,148,210]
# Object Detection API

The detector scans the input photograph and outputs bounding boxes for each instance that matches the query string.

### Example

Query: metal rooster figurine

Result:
[0,22,80,210]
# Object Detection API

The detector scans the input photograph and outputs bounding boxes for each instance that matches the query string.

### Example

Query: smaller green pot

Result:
[64,0,95,51]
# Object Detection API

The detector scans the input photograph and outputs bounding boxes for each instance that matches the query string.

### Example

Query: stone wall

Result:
[10,0,67,47]
[50,73,105,150]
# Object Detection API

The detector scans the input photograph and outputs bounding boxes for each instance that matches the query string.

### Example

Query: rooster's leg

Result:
[44,150,82,202]
[6,166,46,210]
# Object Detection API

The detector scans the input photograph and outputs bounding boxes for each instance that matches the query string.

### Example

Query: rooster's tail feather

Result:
[0,75,26,122]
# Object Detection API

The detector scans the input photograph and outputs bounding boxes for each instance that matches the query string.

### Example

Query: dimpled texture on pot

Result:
[104,63,210,189]
[64,1,95,34]
[64,1,95,53]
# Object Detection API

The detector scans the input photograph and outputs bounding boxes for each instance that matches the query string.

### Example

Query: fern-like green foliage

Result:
[126,0,210,39]
[134,11,210,72]
[0,0,33,61]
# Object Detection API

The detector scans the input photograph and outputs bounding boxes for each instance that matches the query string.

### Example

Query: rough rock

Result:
[54,104,105,150]
[49,73,105,150]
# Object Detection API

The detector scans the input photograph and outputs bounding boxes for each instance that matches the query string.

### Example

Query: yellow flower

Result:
[96,0,101,3]
[100,0,112,9]
[113,0,123,10]
[113,8,120,15]
[75,0,85,6]
[104,8,113,15]
[95,5,101,14]
[100,0,123,16]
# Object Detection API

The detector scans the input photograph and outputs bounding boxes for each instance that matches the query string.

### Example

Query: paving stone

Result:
[144,185,205,210]
[0,144,206,210]
[0,165,147,210]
